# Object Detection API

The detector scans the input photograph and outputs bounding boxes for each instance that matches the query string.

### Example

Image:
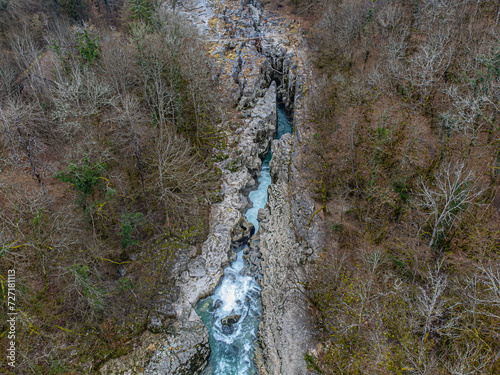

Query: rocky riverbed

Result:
[99,0,321,373]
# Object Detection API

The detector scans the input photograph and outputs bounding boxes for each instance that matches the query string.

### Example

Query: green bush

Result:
[118,276,135,291]
[55,157,107,209]
[76,30,101,65]
[69,264,105,313]
[304,351,323,373]
[0,0,8,11]
[120,211,144,249]
[129,0,153,24]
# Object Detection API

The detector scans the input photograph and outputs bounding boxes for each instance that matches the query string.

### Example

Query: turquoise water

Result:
[276,102,293,139]
[195,102,292,375]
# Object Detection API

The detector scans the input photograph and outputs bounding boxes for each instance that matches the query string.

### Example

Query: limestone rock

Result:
[187,258,206,278]
[99,323,209,375]
[257,82,321,374]
[145,323,210,375]
[213,299,223,310]
[231,216,255,246]
[257,208,267,222]
[221,314,241,326]
[221,314,242,334]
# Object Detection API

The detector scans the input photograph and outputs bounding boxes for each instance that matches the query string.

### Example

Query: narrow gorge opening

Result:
[195,95,293,375]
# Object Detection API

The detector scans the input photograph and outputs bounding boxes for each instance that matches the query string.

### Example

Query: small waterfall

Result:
[195,101,292,375]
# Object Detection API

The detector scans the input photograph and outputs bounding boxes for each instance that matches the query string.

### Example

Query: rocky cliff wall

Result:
[255,53,322,374]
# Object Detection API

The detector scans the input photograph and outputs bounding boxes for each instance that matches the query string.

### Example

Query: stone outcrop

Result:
[231,216,255,247]
[145,325,210,375]
[99,324,209,375]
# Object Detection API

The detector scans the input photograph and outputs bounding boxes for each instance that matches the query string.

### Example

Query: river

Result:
[195,102,292,375]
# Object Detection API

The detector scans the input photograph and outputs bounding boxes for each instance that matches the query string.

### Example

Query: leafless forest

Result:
[299,0,500,373]
[0,1,225,372]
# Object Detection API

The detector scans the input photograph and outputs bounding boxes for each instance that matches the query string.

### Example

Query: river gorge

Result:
[99,0,322,373]
[195,103,292,374]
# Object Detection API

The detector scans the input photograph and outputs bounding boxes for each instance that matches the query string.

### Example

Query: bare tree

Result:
[403,344,439,375]
[473,263,500,320]
[403,260,463,374]
[0,55,18,98]
[444,342,491,375]
[153,130,210,209]
[59,262,105,323]
[109,93,150,209]
[50,61,113,136]
[132,21,179,134]
[453,262,500,372]
[413,260,457,341]
[8,26,58,107]
[443,85,492,146]
[376,1,405,37]
[384,25,410,89]
[0,98,49,201]
[407,25,454,100]
[318,0,365,62]
[414,161,483,248]
[415,0,467,28]
[99,36,153,209]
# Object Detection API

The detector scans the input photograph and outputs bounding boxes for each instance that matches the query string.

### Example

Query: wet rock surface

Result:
[243,233,262,277]
[221,314,242,334]
[144,324,210,375]
[256,136,316,375]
